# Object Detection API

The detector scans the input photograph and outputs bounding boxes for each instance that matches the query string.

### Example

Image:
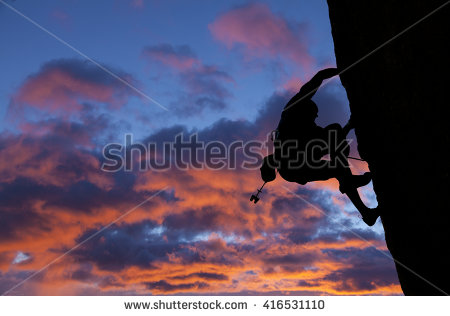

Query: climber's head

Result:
[300,99,319,122]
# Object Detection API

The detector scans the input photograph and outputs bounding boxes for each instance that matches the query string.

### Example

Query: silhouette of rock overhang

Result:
[327,0,450,295]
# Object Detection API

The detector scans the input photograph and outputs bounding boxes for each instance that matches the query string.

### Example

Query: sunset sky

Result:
[0,0,401,295]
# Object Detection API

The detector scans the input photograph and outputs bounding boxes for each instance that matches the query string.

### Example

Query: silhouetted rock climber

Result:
[260,68,380,226]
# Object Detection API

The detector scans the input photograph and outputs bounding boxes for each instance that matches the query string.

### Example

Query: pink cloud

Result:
[51,9,71,26]
[209,3,314,69]
[142,44,200,71]
[10,59,136,117]
[131,0,144,9]
[14,69,113,113]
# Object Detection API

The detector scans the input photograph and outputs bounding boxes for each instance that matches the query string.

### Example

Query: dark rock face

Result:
[327,1,450,295]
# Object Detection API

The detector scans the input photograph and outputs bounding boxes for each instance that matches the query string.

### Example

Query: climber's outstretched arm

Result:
[284,68,339,111]
[298,68,339,99]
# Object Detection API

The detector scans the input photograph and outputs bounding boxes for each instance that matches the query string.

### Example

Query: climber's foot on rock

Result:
[361,208,379,226]
[339,172,372,194]
[353,172,372,188]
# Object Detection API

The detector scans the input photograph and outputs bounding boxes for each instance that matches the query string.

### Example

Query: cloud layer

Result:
[0,56,399,295]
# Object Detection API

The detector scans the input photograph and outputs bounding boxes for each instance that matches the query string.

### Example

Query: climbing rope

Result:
[347,156,365,161]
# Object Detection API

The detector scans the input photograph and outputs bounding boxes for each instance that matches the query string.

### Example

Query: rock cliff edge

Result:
[327,0,450,295]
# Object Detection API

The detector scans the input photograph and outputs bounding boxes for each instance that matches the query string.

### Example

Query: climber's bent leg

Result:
[342,185,379,226]
[334,161,379,226]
